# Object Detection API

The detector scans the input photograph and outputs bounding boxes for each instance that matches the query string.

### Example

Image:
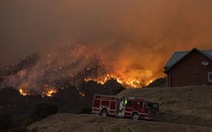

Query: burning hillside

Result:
[0,43,155,96]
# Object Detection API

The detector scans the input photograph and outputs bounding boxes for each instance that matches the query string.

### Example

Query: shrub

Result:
[0,111,14,131]
[127,127,135,132]
[31,103,58,121]
[147,77,166,87]
[97,127,104,132]
[79,107,92,114]
[112,86,125,95]
[111,127,120,132]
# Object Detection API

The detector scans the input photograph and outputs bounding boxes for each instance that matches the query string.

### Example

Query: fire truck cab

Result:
[92,94,160,120]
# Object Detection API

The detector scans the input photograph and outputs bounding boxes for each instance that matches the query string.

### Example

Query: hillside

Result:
[26,86,212,131]
[0,81,124,131]
[117,86,212,127]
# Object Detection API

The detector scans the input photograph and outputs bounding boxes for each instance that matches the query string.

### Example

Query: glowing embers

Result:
[84,74,113,85]
[18,84,57,97]
[84,73,149,88]
[84,76,141,88]
[42,89,57,97]
[42,84,57,97]
[19,88,28,96]
[84,65,155,88]
[79,92,86,97]
[122,80,141,88]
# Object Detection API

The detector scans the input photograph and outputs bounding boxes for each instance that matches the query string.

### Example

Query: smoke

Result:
[1,0,212,84]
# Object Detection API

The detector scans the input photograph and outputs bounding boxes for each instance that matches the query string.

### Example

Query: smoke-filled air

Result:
[1,0,212,92]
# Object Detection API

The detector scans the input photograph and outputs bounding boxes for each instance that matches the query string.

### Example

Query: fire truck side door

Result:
[124,100,134,117]
[139,102,145,113]
[134,101,140,110]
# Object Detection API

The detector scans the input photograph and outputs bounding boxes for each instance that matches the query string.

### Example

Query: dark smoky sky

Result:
[1,0,212,78]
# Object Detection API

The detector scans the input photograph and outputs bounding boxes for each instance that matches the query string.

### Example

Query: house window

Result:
[208,72,212,82]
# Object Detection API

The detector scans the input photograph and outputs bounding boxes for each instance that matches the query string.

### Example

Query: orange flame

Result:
[19,88,28,96]
[18,84,57,97]
[84,69,155,88]
[42,89,57,97]
[42,84,57,97]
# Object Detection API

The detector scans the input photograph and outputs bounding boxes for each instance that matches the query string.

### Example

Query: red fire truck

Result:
[92,94,160,120]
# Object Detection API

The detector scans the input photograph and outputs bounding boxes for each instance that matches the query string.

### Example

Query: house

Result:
[164,48,212,87]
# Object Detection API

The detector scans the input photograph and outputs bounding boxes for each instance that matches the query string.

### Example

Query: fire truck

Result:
[92,94,160,120]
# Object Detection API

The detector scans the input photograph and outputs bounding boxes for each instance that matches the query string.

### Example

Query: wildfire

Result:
[84,74,113,85]
[84,73,153,88]
[42,89,57,97]
[3,43,160,98]
[42,84,58,97]
[124,80,141,88]
[18,84,57,97]
[19,88,28,96]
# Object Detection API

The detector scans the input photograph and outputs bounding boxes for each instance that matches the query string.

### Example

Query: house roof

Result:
[164,48,212,71]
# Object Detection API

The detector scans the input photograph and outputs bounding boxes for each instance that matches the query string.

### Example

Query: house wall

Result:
[168,50,212,87]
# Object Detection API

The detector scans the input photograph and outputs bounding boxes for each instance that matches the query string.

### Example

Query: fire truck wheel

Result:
[132,113,139,120]
[100,109,108,117]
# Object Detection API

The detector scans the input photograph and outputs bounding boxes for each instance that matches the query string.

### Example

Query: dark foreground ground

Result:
[27,86,212,132]
[27,113,212,132]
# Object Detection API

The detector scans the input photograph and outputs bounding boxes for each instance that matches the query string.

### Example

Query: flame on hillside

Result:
[19,89,27,96]
[43,89,57,97]
[84,68,153,88]
[1,43,159,96]
[19,84,57,97]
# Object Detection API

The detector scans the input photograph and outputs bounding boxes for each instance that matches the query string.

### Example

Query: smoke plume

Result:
[1,0,212,86]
